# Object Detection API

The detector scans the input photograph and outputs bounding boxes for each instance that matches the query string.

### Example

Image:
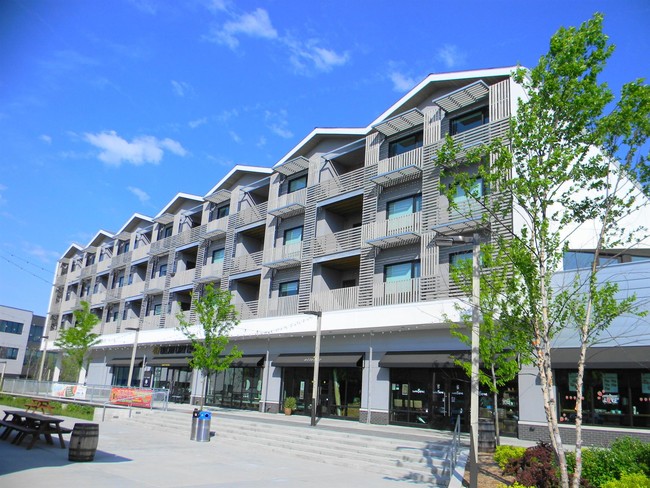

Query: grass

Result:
[0,394,95,421]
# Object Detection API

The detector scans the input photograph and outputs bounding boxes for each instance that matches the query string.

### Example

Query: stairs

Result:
[122,408,463,487]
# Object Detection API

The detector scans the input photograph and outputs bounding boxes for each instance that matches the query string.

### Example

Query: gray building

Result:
[0,305,45,379]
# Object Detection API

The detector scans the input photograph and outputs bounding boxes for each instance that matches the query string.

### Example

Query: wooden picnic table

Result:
[0,410,72,450]
[24,399,55,415]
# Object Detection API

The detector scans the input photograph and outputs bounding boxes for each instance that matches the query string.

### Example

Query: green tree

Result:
[437,14,649,488]
[54,301,100,383]
[177,283,242,410]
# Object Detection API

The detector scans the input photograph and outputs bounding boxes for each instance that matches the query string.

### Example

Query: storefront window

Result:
[206,367,263,411]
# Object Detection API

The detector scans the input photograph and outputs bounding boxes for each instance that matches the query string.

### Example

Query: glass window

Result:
[388,131,423,157]
[384,261,420,282]
[450,251,473,268]
[117,275,124,288]
[0,320,24,335]
[86,254,95,266]
[453,178,483,202]
[279,280,299,297]
[93,282,99,294]
[212,248,225,264]
[450,107,489,135]
[283,226,303,245]
[217,205,229,219]
[99,250,105,262]
[0,347,19,360]
[563,252,620,270]
[288,175,307,193]
[128,273,133,285]
[111,310,119,322]
[159,264,168,277]
[387,195,422,219]
[153,304,162,315]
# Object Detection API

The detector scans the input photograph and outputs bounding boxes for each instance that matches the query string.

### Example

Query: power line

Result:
[0,249,53,274]
[0,254,52,285]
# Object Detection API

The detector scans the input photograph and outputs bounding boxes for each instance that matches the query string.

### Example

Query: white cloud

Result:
[189,117,208,129]
[256,136,266,148]
[26,243,60,263]
[207,0,228,12]
[216,108,239,122]
[210,8,278,49]
[84,130,187,166]
[286,38,349,74]
[265,110,293,139]
[171,80,193,97]
[39,134,52,144]
[127,186,150,203]
[229,131,242,143]
[0,183,7,205]
[389,72,418,92]
[437,44,466,69]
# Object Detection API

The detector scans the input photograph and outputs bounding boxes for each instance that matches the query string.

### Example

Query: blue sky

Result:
[1,0,648,316]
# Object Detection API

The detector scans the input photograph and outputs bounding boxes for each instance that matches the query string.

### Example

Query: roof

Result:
[154,192,204,219]
[115,213,154,236]
[203,165,272,197]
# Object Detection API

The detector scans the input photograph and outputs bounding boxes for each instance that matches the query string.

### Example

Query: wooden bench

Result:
[24,399,55,415]
[0,419,39,445]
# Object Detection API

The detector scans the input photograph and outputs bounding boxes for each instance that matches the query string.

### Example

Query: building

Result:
[0,305,45,380]
[45,66,650,443]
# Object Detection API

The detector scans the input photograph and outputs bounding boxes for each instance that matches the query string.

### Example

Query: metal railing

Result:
[447,414,463,485]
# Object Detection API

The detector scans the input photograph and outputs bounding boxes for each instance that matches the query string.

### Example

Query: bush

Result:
[582,437,650,487]
[495,445,527,471]
[504,442,560,488]
[601,472,650,488]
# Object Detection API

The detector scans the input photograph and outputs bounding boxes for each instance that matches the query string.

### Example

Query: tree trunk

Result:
[200,370,209,411]
[491,364,500,446]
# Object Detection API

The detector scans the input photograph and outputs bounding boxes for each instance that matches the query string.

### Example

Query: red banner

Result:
[110,387,153,408]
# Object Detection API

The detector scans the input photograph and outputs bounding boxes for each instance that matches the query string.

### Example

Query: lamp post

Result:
[434,232,481,488]
[0,361,6,392]
[302,310,322,427]
[125,327,140,388]
[37,335,50,382]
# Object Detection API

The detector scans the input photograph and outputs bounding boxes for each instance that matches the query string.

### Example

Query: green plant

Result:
[0,395,94,421]
[495,445,527,471]
[504,442,560,488]
[582,438,650,487]
[284,396,297,410]
[602,472,650,488]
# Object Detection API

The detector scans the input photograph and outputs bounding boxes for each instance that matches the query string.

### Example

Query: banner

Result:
[51,383,86,399]
[110,387,153,408]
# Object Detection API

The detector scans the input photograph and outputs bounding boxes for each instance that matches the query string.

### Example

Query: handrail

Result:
[448,414,462,483]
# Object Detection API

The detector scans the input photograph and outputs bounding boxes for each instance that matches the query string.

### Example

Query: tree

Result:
[177,283,242,410]
[54,301,100,383]
[437,13,649,488]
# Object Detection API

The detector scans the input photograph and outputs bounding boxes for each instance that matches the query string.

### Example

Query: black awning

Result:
[551,346,650,369]
[273,353,363,368]
[107,357,144,367]
[230,355,265,367]
[147,356,191,367]
[379,351,469,368]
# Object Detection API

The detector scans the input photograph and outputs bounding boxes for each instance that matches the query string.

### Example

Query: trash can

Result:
[196,410,212,442]
[190,408,200,441]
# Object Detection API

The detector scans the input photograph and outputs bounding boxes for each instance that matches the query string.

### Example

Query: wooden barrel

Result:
[68,423,99,462]
[478,418,496,452]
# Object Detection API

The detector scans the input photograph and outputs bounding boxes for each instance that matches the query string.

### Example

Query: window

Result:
[93,283,99,294]
[387,194,422,219]
[0,320,23,335]
[563,252,621,270]
[342,279,356,288]
[111,310,119,322]
[123,242,130,253]
[450,107,489,135]
[128,273,133,285]
[288,174,307,193]
[99,250,105,262]
[384,261,420,282]
[159,224,172,239]
[0,347,19,360]
[388,131,423,157]
[159,264,168,277]
[153,304,162,316]
[212,248,225,264]
[279,280,299,297]
[122,309,128,320]
[210,204,230,221]
[283,226,303,245]
[453,178,484,202]
[86,254,95,266]
[450,251,473,268]
[117,275,125,288]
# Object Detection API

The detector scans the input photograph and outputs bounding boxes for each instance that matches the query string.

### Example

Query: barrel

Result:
[68,423,99,462]
[478,418,496,452]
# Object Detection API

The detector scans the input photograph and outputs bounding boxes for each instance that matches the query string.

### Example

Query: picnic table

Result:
[0,410,72,450]
[24,399,55,415]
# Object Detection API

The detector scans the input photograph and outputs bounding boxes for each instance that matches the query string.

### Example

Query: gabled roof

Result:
[274,128,367,168]
[115,213,154,236]
[203,165,273,198]
[85,230,115,250]
[60,243,84,260]
[154,192,204,220]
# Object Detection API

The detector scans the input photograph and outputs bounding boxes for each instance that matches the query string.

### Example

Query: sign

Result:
[642,373,650,394]
[51,383,85,398]
[602,373,618,393]
[568,372,578,392]
[110,387,153,408]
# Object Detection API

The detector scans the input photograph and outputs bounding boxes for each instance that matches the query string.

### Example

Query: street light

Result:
[125,327,140,388]
[0,361,7,392]
[434,232,481,488]
[302,310,322,427]
[37,335,50,382]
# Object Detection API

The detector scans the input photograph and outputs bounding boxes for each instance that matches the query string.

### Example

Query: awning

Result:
[372,108,424,137]
[147,356,191,367]
[551,347,650,369]
[379,351,469,368]
[107,357,144,367]
[231,355,265,367]
[432,80,489,113]
[273,353,363,368]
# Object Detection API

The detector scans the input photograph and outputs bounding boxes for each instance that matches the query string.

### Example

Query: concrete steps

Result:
[122,408,460,487]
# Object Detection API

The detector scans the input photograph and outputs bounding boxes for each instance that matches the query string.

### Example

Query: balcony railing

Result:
[199,261,224,281]
[265,295,299,317]
[141,314,161,330]
[96,257,111,274]
[309,286,358,312]
[120,281,146,299]
[268,188,307,218]
[119,317,140,331]
[105,287,122,302]
[263,243,302,268]
[451,118,509,150]
[372,147,423,187]
[234,202,268,228]
[313,227,362,257]
[111,250,132,268]
[234,300,258,319]
[170,268,195,288]
[231,251,263,274]
[89,290,106,306]
[373,278,420,306]
[146,276,167,292]
[314,166,365,201]
[150,225,205,255]
[164,310,189,328]
[131,245,149,262]
[205,216,228,237]
[363,212,422,247]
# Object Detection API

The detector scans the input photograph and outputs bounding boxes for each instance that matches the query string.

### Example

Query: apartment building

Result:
[0,305,45,379]
[45,66,650,443]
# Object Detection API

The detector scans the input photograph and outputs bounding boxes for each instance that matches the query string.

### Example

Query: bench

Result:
[0,419,39,445]
[24,400,55,415]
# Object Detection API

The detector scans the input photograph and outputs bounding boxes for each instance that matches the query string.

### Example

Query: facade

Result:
[45,67,650,443]
[0,305,45,379]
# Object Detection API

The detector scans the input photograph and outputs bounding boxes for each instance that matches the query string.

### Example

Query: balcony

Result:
[268,188,307,219]
[80,264,97,279]
[120,317,140,331]
[234,202,268,228]
[231,251,263,275]
[263,243,302,269]
[96,256,111,273]
[131,244,149,262]
[175,225,205,248]
[89,290,106,306]
[198,261,224,282]
[105,287,122,303]
[164,310,189,328]
[314,167,365,202]
[170,268,195,288]
[265,295,299,317]
[371,147,423,188]
[313,227,361,258]
[363,212,422,249]
[234,300,258,319]
[309,286,358,312]
[205,216,228,239]
[111,250,132,268]
[146,276,167,293]
[121,281,146,299]
[141,314,161,330]
[373,278,420,306]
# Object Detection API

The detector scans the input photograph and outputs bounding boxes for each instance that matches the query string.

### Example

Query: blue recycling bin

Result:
[196,411,212,442]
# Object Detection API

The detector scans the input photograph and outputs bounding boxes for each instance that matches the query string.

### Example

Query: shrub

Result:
[582,438,650,487]
[601,472,650,488]
[495,445,526,471]
[504,442,560,488]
